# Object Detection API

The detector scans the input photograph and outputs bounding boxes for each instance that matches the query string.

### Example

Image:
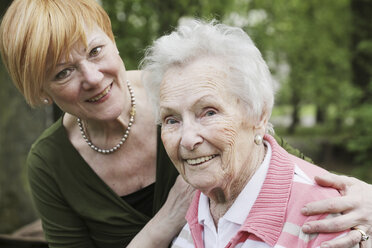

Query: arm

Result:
[28,153,96,248]
[127,176,195,248]
[301,173,372,248]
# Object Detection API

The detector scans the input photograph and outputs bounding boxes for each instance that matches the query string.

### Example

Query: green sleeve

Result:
[27,151,96,248]
[273,133,314,164]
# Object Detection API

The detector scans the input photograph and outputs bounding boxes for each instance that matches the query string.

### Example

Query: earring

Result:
[43,98,49,104]
[254,134,263,145]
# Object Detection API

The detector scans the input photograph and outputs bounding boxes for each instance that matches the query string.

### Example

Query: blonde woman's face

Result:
[43,26,128,121]
[159,57,259,195]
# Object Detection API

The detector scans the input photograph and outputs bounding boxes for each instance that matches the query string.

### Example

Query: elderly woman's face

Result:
[43,26,127,121]
[160,57,260,195]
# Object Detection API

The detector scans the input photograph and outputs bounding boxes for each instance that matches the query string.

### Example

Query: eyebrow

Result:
[56,61,69,67]
[55,37,102,67]
[160,94,220,114]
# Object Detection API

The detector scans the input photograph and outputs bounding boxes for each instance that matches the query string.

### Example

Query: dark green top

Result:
[27,117,311,248]
[27,117,178,248]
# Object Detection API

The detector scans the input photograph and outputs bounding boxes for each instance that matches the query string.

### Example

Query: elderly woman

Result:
[1,0,371,247]
[0,0,194,247]
[142,20,371,248]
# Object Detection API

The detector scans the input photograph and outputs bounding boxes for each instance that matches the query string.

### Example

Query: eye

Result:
[89,46,102,57]
[55,68,74,80]
[164,117,179,125]
[204,109,217,117]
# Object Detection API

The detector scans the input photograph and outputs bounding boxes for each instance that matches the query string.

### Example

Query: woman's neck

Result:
[83,113,129,139]
[208,143,267,226]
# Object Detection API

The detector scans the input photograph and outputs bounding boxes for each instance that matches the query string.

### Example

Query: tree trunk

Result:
[316,105,326,124]
[350,0,372,103]
[288,94,300,134]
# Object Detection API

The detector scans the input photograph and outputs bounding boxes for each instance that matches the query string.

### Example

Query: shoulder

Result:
[29,118,64,153]
[288,155,340,205]
[278,162,347,247]
[29,118,66,156]
[27,117,70,174]
[285,161,341,225]
[127,70,142,86]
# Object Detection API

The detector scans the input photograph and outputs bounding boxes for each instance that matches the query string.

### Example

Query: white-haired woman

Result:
[142,19,371,248]
[1,0,370,247]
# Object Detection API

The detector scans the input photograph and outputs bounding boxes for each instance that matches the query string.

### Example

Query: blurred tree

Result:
[351,0,372,103]
[0,0,51,233]
[0,63,51,233]
[231,0,352,132]
[1,0,370,235]
[101,0,234,70]
[0,0,236,233]
[346,0,372,180]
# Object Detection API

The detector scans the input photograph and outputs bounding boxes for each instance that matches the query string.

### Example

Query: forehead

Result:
[64,26,108,55]
[47,26,108,70]
[160,57,230,101]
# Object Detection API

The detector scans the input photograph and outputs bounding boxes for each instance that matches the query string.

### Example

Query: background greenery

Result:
[0,0,371,234]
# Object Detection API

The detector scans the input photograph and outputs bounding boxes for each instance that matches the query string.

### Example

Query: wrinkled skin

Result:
[159,56,267,223]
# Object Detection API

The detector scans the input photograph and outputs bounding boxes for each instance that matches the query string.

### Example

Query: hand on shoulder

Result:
[301,172,372,248]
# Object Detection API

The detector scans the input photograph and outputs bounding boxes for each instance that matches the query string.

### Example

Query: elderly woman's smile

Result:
[184,154,217,166]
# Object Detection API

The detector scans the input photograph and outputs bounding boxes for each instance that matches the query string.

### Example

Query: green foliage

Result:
[101,0,235,70]
[0,61,51,233]
[0,0,237,233]
[228,0,353,129]
[345,105,372,181]
[1,0,371,233]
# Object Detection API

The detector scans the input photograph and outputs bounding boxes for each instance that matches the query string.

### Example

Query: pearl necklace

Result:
[77,80,136,154]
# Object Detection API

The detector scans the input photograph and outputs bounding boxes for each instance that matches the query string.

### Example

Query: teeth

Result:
[87,84,111,102]
[186,155,216,165]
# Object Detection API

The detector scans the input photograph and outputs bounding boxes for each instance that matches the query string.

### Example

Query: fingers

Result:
[319,229,362,248]
[314,173,352,192]
[302,196,355,216]
[302,212,360,233]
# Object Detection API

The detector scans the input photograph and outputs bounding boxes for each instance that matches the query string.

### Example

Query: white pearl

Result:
[77,80,135,155]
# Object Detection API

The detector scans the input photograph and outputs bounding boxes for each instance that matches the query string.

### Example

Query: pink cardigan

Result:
[185,134,351,248]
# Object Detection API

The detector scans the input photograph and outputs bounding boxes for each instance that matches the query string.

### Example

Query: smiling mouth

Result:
[87,83,112,102]
[186,155,217,166]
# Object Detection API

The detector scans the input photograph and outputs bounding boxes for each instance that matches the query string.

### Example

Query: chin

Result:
[103,103,125,118]
[187,178,217,193]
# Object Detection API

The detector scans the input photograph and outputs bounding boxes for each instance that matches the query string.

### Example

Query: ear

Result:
[254,106,270,132]
[40,92,53,105]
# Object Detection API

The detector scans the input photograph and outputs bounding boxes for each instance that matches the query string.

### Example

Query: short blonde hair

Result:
[0,0,114,107]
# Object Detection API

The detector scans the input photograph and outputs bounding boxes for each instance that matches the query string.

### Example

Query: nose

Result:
[180,120,203,151]
[80,61,104,89]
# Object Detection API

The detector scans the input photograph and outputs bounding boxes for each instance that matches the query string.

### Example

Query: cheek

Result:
[162,131,186,177]
[209,119,239,173]
[109,53,125,73]
[209,119,238,153]
[161,131,179,161]
[48,85,80,104]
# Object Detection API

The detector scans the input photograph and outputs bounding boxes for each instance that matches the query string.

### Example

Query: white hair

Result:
[141,19,275,132]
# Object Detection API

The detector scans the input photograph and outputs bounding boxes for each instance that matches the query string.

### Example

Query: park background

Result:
[0,0,371,236]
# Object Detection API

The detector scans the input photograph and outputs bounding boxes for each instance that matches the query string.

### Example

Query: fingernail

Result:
[301,207,308,215]
[302,224,310,233]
